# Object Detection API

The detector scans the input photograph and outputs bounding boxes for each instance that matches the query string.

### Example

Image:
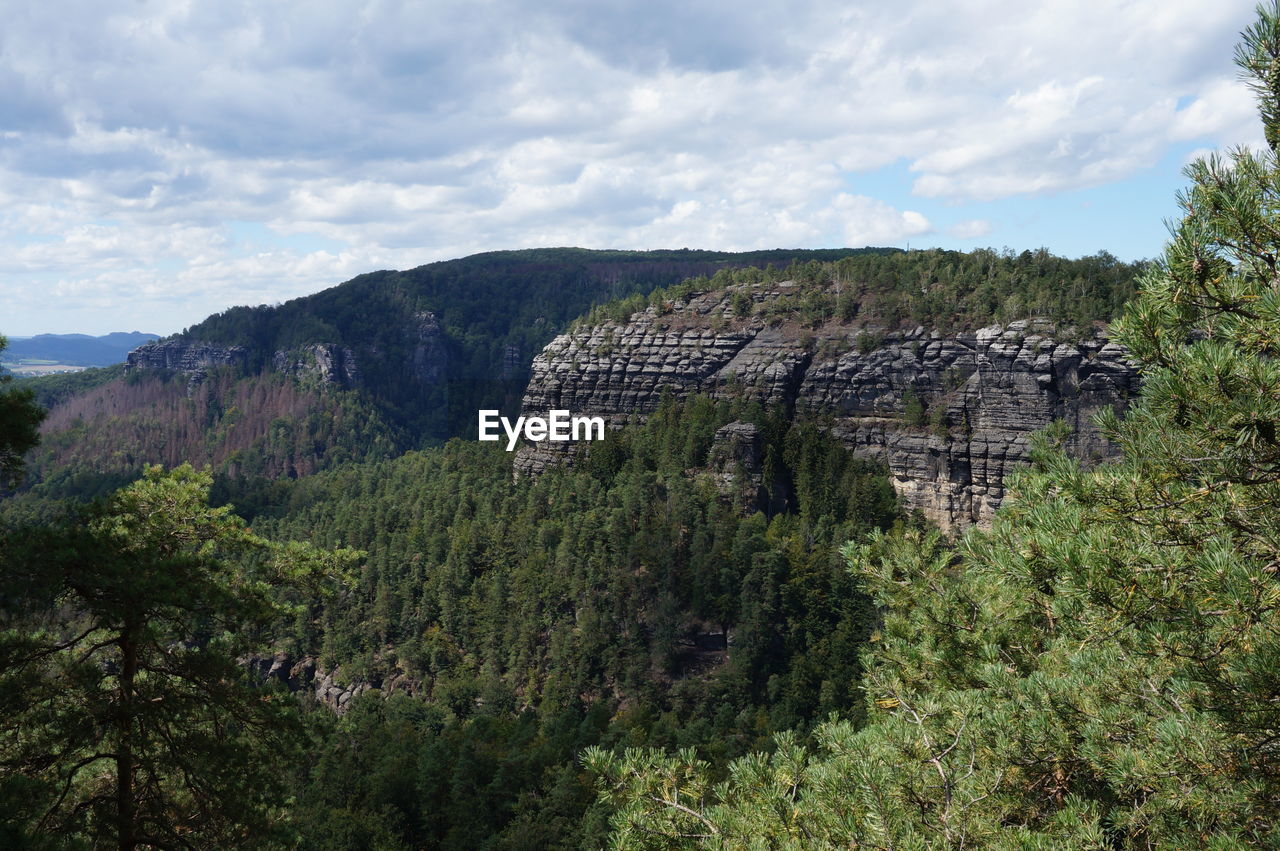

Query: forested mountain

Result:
[173,247,890,439]
[0,235,1153,847]
[14,0,1280,841]
[8,1,1280,845]
[514,250,1142,529]
[7,248,890,512]
[0,240,1154,847]
[585,7,1280,847]
[8,246,1142,525]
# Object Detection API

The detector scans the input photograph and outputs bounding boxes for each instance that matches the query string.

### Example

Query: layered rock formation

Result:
[246,652,417,716]
[126,340,250,392]
[126,340,248,373]
[271,343,362,387]
[408,311,448,385]
[515,282,1141,530]
[125,310,451,392]
[707,421,768,508]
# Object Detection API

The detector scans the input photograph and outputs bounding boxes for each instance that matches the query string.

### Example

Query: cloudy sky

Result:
[0,0,1264,336]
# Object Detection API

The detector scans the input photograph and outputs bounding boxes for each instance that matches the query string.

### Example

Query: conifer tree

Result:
[588,3,1280,846]
[0,465,359,848]
[0,336,45,488]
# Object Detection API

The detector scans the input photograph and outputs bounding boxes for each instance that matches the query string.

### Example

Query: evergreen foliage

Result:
[0,336,45,489]
[586,248,1144,335]
[227,398,901,847]
[0,466,359,848]
[588,5,1280,846]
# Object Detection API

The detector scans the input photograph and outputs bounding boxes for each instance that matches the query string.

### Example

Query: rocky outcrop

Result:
[271,344,362,387]
[126,340,250,393]
[246,652,418,716]
[515,282,1141,530]
[126,340,248,373]
[501,343,523,381]
[409,311,448,385]
[127,311,447,391]
[707,421,772,512]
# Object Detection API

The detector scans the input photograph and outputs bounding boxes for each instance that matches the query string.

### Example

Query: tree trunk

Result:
[116,618,139,851]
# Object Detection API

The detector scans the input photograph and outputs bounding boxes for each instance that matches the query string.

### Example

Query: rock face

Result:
[126,340,248,373]
[245,652,418,716]
[515,283,1141,530]
[707,421,771,512]
[126,340,250,393]
[501,343,523,381]
[409,311,448,385]
[271,344,362,387]
[126,314,447,390]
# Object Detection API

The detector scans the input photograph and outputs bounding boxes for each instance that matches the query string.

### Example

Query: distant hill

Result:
[12,247,1148,506]
[3,332,159,367]
[171,246,893,439]
[11,248,891,507]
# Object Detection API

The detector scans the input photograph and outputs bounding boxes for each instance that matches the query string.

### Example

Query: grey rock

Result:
[409,311,448,385]
[501,343,523,381]
[126,340,250,395]
[514,283,1141,530]
[271,344,362,386]
[707,421,767,510]
[126,340,249,373]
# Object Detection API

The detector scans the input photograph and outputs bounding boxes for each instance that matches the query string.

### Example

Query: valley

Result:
[6,2,1280,848]
[1,245,1153,847]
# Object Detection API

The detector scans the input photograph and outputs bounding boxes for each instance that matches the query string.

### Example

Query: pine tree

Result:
[0,336,45,489]
[0,465,359,848]
[588,3,1280,846]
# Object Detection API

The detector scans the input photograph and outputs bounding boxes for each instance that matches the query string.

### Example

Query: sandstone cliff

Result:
[408,311,448,385]
[271,343,362,387]
[515,282,1140,530]
[125,309,449,392]
[126,340,249,392]
[126,340,248,373]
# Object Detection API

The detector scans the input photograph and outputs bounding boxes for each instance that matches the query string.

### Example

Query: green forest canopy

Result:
[588,3,1280,847]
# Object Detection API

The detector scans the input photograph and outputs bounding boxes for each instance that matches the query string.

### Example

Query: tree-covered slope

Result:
[30,370,402,502]
[589,5,1280,847]
[176,247,895,438]
[0,249,1149,846]
[8,249,897,513]
[577,246,1144,334]
[231,396,899,848]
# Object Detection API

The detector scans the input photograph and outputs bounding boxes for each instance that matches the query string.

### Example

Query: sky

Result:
[0,0,1266,336]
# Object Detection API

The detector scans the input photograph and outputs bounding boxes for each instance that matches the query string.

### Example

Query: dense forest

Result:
[0,231,1147,845]
[0,246,1150,847]
[6,5,1280,846]
[254,397,900,848]
[581,246,1143,336]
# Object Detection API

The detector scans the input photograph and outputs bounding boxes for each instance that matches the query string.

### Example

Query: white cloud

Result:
[948,219,993,239]
[0,0,1264,333]
[830,194,932,245]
